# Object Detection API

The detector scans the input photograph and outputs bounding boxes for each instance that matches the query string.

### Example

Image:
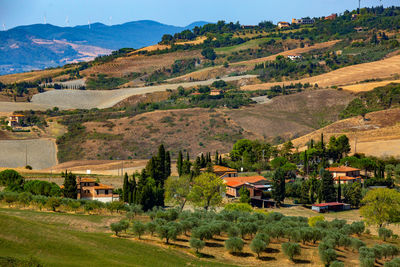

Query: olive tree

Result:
[282,242,301,262]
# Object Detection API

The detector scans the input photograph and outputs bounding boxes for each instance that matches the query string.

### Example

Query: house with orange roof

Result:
[326,166,361,178]
[8,114,24,128]
[210,89,221,96]
[201,165,238,179]
[326,166,362,185]
[223,176,269,198]
[77,177,119,202]
[278,21,290,29]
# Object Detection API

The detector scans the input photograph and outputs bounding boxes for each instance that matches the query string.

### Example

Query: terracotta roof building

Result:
[201,165,238,179]
[223,176,269,198]
[77,177,119,203]
[326,166,361,178]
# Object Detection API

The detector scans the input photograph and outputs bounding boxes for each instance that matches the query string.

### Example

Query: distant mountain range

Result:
[0,20,209,75]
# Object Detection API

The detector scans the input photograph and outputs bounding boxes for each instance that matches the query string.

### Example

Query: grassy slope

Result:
[0,209,231,267]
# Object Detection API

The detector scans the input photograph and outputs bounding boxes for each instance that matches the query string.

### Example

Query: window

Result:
[105,190,108,195]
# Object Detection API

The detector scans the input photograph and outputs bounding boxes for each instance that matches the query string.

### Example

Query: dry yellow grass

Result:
[0,68,74,84]
[341,79,400,92]
[291,108,400,158]
[243,53,400,91]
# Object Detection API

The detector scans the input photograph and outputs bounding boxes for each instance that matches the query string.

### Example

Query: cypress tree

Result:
[62,171,77,199]
[177,151,183,177]
[200,154,206,168]
[157,144,166,182]
[215,151,219,165]
[219,155,223,165]
[272,168,286,206]
[130,174,137,204]
[320,169,336,203]
[123,173,129,203]
[304,151,308,176]
[165,151,171,179]
[337,177,342,203]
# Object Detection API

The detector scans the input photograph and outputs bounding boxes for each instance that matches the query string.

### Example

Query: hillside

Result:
[291,108,400,158]
[242,52,400,90]
[0,20,208,75]
[226,89,354,142]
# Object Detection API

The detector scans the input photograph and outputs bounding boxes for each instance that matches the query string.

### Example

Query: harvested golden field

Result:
[243,53,400,90]
[171,40,339,82]
[0,68,74,84]
[225,89,354,142]
[292,108,400,158]
[82,50,202,78]
[79,108,255,160]
[341,79,400,92]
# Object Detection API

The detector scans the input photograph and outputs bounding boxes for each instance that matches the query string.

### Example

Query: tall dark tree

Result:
[123,173,130,203]
[337,177,342,203]
[165,151,171,178]
[320,169,336,203]
[129,174,137,204]
[272,168,286,206]
[214,151,219,165]
[177,151,183,177]
[62,171,77,199]
[158,144,166,181]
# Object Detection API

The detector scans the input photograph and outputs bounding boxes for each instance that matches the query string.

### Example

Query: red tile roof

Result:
[326,166,360,172]
[313,202,344,207]
[226,181,244,188]
[224,176,267,186]
[94,183,114,189]
[201,165,237,173]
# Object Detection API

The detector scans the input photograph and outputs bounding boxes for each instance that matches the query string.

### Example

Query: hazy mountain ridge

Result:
[0,20,209,75]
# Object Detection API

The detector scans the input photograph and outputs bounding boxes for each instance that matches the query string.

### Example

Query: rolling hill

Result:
[291,108,400,158]
[0,20,208,75]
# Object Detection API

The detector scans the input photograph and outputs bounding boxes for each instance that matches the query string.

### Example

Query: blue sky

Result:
[1,0,399,29]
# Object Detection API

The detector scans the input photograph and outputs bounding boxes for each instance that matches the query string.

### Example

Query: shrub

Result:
[18,192,32,206]
[146,221,157,236]
[223,203,253,213]
[156,223,179,244]
[359,247,376,267]
[46,197,61,212]
[330,261,344,267]
[308,215,325,227]
[225,237,244,253]
[378,227,393,241]
[227,225,240,237]
[281,242,301,262]
[110,222,125,236]
[189,238,205,253]
[132,221,146,239]
[350,238,366,252]
[319,248,337,266]
[385,258,400,267]
[350,221,365,236]
[250,238,266,258]
[0,169,24,190]
[23,180,61,197]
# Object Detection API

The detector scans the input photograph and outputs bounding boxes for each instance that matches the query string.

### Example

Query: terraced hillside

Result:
[291,108,400,158]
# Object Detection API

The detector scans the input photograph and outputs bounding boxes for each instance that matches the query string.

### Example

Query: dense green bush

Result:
[23,180,61,197]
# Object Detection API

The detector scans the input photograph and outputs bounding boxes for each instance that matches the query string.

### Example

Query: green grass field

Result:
[0,208,233,267]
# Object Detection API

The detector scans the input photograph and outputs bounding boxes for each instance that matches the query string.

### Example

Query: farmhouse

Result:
[77,178,119,203]
[210,89,221,96]
[287,55,303,61]
[224,176,269,198]
[278,22,290,29]
[8,114,24,128]
[325,14,337,20]
[292,18,315,25]
[201,165,238,178]
[312,202,351,213]
[326,166,361,178]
